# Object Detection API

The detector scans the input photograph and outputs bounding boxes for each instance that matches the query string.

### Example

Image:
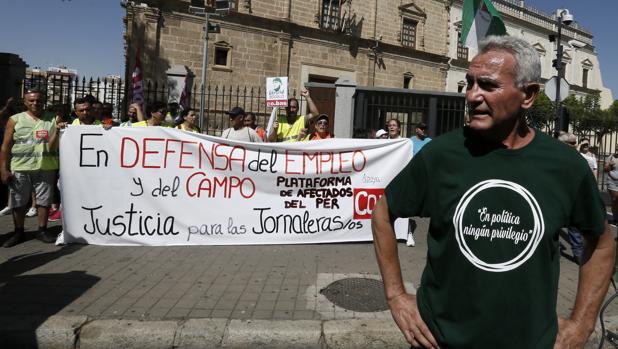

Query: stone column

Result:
[334,77,357,138]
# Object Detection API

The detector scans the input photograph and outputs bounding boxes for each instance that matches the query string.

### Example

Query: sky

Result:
[0,0,616,102]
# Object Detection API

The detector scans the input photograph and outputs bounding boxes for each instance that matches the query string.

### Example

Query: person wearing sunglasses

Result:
[305,114,332,140]
[131,101,168,127]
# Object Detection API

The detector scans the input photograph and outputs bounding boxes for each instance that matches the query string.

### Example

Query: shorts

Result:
[9,170,56,208]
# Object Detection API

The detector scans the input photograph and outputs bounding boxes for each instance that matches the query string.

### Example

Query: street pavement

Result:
[1,211,618,348]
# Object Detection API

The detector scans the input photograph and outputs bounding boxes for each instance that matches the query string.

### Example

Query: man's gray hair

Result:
[478,35,541,87]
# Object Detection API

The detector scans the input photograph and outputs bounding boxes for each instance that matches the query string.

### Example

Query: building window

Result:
[401,18,417,48]
[457,32,468,60]
[214,47,230,67]
[321,0,341,30]
[207,0,238,12]
[403,73,413,89]
[457,81,466,93]
[582,68,589,89]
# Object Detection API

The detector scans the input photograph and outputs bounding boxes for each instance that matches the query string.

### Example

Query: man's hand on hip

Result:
[388,292,439,349]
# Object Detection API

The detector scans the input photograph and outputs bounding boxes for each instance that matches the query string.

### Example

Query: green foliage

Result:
[564,92,617,141]
[527,92,554,129]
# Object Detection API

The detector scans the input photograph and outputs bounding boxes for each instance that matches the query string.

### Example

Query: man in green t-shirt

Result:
[372,36,615,349]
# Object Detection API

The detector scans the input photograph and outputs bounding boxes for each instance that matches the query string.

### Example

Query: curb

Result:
[2,315,613,348]
[0,316,406,349]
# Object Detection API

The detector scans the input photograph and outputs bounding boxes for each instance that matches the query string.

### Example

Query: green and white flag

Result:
[460,0,507,49]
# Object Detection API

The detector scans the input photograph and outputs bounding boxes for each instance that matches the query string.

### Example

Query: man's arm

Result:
[554,223,616,349]
[301,89,319,124]
[0,97,15,122]
[48,116,64,150]
[132,103,145,122]
[372,196,439,349]
[0,119,15,184]
[268,120,279,142]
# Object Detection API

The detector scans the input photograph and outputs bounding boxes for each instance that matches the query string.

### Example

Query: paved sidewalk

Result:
[1,214,617,348]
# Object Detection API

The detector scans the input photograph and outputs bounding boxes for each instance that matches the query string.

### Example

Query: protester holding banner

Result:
[222,107,262,142]
[71,98,100,126]
[121,103,145,127]
[386,118,403,139]
[131,101,168,127]
[244,112,266,141]
[305,114,332,141]
[268,88,319,142]
[372,36,615,349]
[175,108,200,133]
[1,90,61,247]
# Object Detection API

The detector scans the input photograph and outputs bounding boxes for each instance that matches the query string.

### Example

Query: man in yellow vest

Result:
[71,97,101,126]
[131,101,168,127]
[268,88,319,142]
[0,90,61,247]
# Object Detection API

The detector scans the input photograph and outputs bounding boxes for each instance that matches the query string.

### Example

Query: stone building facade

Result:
[123,0,451,95]
[446,0,613,108]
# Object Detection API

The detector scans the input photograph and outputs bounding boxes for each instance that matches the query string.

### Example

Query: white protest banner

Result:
[58,127,411,246]
[266,77,288,107]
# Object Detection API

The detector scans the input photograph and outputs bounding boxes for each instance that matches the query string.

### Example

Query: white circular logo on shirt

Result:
[453,179,544,272]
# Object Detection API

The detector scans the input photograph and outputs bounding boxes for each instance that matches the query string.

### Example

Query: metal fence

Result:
[19,74,617,189]
[21,73,299,136]
[353,86,466,138]
[530,116,618,191]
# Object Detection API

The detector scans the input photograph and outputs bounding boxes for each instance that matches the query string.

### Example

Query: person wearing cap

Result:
[578,138,597,179]
[305,114,333,141]
[375,129,388,139]
[221,107,262,142]
[268,88,319,142]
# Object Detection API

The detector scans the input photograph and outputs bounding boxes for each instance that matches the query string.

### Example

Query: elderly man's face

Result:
[24,93,44,115]
[465,50,527,132]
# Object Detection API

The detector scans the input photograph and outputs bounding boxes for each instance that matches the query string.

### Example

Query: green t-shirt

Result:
[386,127,605,349]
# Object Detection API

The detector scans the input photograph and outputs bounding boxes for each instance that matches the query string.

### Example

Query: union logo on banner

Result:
[353,188,384,220]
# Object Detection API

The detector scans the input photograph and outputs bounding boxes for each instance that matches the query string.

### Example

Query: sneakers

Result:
[406,232,416,247]
[37,230,57,244]
[3,231,25,248]
[26,207,37,217]
[0,206,10,216]
[48,208,62,222]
